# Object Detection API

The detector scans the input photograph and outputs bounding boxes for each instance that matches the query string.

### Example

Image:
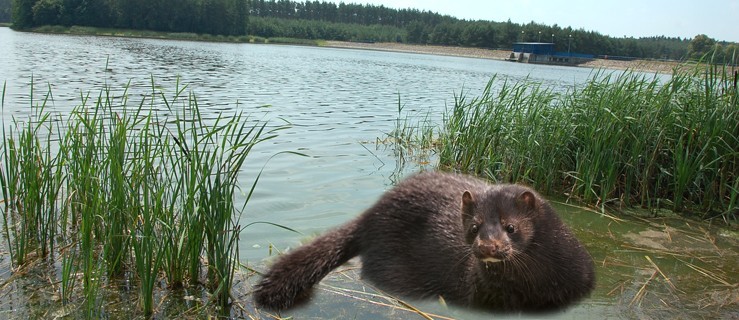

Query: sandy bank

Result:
[323,41,685,74]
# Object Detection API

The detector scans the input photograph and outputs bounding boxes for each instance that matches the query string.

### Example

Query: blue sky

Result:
[338,0,738,42]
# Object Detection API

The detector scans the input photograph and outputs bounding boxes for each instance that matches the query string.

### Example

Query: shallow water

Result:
[244,201,738,319]
[0,27,736,318]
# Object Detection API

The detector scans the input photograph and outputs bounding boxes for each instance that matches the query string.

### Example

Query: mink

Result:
[254,171,595,313]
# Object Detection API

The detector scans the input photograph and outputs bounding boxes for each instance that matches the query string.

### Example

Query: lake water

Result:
[1,28,735,319]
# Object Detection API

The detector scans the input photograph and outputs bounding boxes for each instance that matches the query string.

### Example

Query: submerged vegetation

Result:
[0,79,285,317]
[392,65,738,222]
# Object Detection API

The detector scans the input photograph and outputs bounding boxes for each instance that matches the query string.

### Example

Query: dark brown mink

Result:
[254,171,595,313]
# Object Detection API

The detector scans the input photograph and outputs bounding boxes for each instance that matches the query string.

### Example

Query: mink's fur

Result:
[254,172,595,312]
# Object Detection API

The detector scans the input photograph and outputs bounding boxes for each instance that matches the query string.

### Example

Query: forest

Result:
[3,0,737,62]
[9,0,249,36]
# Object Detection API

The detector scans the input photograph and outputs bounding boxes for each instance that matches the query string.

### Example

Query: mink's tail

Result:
[253,220,361,310]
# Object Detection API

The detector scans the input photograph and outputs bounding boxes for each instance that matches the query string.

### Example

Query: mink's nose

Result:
[475,240,510,262]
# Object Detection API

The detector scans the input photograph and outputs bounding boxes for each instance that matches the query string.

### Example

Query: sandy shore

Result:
[323,41,684,74]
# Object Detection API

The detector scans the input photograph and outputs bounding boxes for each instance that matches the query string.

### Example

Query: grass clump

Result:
[420,66,737,221]
[0,78,284,316]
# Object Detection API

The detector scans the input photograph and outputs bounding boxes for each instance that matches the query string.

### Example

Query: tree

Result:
[724,44,739,65]
[688,34,717,60]
[32,0,63,25]
[405,20,427,44]
[12,0,36,28]
[0,0,12,22]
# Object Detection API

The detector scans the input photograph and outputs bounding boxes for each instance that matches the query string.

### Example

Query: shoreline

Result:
[5,25,687,74]
[321,41,688,74]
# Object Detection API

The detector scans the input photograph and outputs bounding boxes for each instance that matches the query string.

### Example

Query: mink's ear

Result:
[517,190,537,211]
[462,190,474,217]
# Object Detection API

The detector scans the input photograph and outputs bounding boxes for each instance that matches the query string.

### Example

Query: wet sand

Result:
[323,41,686,74]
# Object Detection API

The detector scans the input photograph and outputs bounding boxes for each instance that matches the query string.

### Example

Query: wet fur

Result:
[254,172,595,312]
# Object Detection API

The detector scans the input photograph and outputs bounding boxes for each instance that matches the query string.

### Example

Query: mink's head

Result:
[461,185,540,263]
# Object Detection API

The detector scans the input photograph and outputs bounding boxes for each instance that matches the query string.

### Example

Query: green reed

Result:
[103,94,132,278]
[431,66,737,220]
[0,80,66,266]
[381,94,436,172]
[0,78,282,316]
[64,91,108,317]
[162,83,195,290]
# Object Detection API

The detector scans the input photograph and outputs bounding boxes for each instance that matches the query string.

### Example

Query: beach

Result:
[323,41,685,74]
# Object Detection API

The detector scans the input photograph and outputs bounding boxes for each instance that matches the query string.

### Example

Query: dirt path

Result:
[322,41,684,74]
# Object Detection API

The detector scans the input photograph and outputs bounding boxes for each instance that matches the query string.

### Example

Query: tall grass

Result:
[383,95,436,164]
[436,66,737,221]
[0,79,66,266]
[0,78,285,316]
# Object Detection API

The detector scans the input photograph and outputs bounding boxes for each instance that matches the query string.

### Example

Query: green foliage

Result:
[12,0,249,35]
[147,0,247,35]
[688,34,717,59]
[0,0,11,22]
[395,66,738,220]
[11,0,35,28]
[248,15,404,42]
[266,36,319,45]
[0,79,284,315]
[31,0,61,25]
[686,34,738,65]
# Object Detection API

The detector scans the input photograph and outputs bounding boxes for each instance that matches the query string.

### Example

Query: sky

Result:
[336,0,739,43]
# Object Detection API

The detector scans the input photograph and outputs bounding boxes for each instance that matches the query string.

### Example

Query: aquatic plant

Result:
[0,78,285,316]
[411,66,737,221]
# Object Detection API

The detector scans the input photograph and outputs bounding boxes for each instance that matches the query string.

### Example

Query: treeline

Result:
[248,16,403,42]
[249,0,450,27]
[10,0,248,35]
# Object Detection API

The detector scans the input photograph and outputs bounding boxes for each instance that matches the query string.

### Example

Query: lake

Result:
[0,27,735,319]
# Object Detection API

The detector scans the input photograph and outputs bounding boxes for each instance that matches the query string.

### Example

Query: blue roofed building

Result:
[507,42,594,65]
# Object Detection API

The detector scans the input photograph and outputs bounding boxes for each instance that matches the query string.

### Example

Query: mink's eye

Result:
[505,224,515,234]
[470,224,479,234]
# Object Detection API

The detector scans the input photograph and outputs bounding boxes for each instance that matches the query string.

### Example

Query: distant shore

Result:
[322,41,687,74]
[6,25,687,74]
